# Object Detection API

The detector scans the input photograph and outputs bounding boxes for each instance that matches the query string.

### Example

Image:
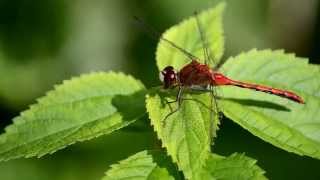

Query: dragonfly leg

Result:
[166,86,184,103]
[164,99,175,112]
[162,86,184,127]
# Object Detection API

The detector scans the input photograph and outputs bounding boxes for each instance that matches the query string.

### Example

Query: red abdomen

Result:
[213,73,305,104]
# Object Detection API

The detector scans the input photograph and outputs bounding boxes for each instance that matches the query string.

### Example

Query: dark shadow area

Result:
[111,89,147,122]
[153,87,290,112]
[0,101,18,134]
[223,97,290,111]
[120,114,152,133]
[310,1,320,64]
[147,150,183,179]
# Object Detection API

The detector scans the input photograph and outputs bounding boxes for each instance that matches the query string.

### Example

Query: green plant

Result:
[0,3,319,179]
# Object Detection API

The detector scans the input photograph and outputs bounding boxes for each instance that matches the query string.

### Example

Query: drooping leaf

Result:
[219,49,320,159]
[156,2,225,70]
[196,153,267,180]
[102,150,179,180]
[0,72,146,161]
[146,89,215,179]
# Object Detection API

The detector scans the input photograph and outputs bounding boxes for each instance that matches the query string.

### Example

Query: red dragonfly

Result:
[135,13,304,124]
[160,59,304,102]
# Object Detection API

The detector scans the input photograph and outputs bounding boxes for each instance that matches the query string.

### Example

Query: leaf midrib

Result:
[0,112,137,157]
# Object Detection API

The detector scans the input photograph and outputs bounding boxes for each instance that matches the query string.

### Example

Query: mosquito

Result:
[134,13,304,128]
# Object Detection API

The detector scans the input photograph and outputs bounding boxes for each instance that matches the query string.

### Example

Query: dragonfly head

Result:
[159,66,177,89]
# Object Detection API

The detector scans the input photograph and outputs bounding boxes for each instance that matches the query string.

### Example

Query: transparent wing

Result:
[194,11,224,69]
[194,12,222,142]
[133,16,199,62]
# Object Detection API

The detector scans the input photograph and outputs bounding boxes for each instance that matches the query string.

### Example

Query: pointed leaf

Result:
[220,49,320,159]
[156,2,225,70]
[0,72,146,161]
[102,150,178,180]
[151,3,225,178]
[146,89,216,179]
[196,153,267,180]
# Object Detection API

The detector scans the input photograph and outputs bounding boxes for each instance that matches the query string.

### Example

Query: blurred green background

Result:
[0,0,319,179]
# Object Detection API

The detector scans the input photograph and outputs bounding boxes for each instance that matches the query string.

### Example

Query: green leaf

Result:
[220,49,320,159]
[146,89,216,179]
[156,2,225,70]
[151,3,225,178]
[0,72,146,161]
[196,153,267,180]
[102,150,179,180]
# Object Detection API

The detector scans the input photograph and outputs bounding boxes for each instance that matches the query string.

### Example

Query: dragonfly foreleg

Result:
[162,86,184,127]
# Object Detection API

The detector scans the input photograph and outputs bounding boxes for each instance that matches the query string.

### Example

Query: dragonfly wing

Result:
[194,11,224,70]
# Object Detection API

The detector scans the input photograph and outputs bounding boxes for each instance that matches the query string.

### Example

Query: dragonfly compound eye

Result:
[161,66,177,88]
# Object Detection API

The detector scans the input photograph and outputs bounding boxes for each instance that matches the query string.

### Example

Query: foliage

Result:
[220,49,320,159]
[0,2,319,179]
[0,72,146,160]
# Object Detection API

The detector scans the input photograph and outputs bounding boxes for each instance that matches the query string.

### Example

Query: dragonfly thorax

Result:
[159,66,178,89]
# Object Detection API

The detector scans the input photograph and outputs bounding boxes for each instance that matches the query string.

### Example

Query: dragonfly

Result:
[134,13,304,127]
